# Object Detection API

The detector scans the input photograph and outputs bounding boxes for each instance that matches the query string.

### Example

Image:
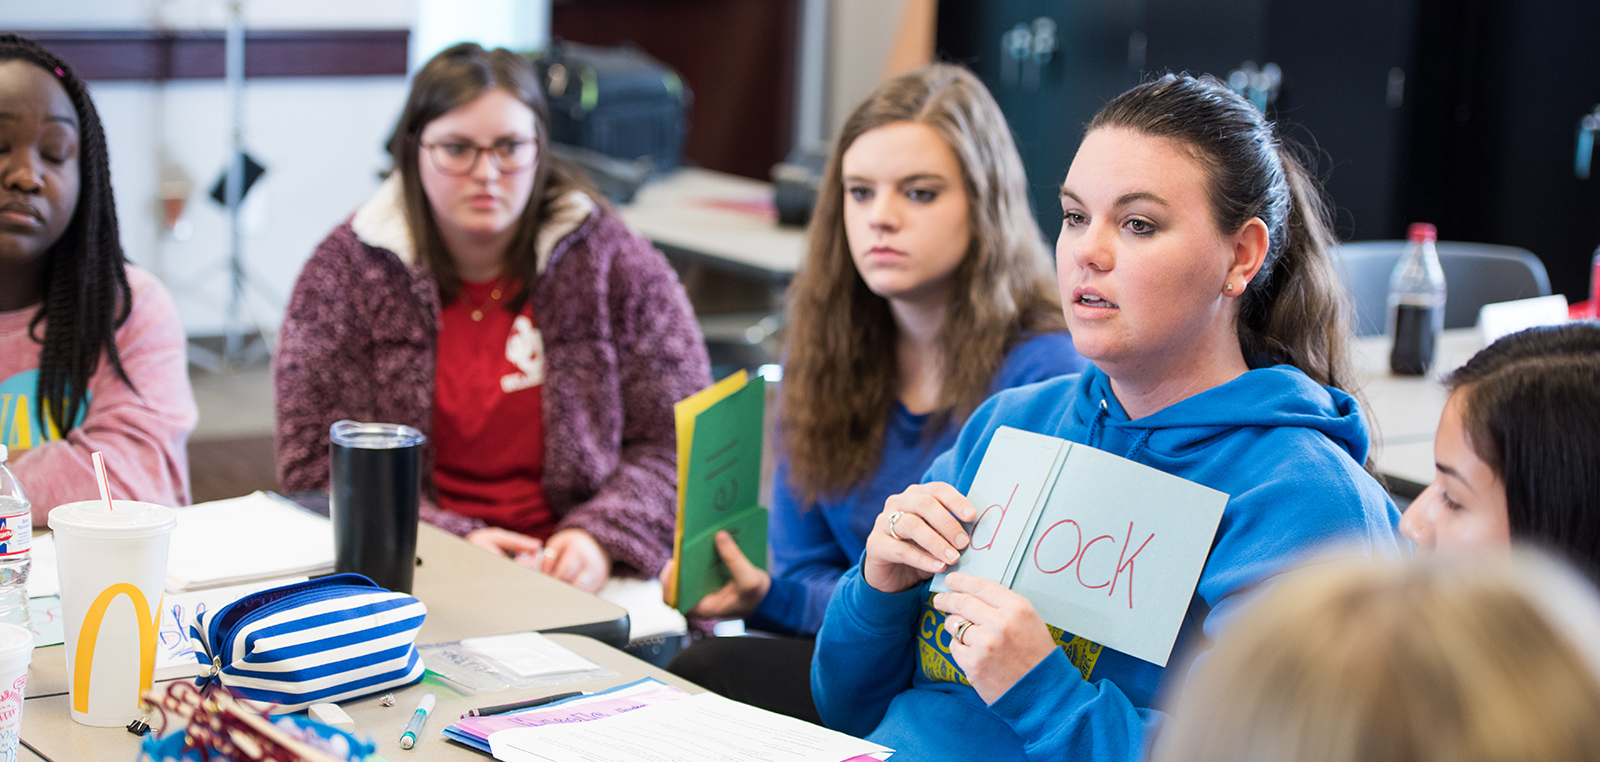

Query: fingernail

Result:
[956,533,968,547]
[945,548,960,563]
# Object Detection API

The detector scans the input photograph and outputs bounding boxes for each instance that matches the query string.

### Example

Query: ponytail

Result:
[1243,144,1355,392]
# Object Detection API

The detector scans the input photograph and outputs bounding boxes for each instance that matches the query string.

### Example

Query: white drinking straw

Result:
[91,451,114,512]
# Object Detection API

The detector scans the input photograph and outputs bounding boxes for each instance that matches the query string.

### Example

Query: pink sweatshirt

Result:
[0,266,198,524]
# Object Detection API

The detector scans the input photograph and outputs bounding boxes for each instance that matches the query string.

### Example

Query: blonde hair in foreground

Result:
[1153,550,1600,762]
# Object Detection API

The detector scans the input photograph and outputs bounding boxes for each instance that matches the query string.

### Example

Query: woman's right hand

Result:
[862,482,976,594]
[465,526,544,562]
[658,530,772,619]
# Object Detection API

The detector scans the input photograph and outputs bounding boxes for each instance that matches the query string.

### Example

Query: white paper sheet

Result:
[597,576,688,642]
[26,532,58,598]
[165,492,335,592]
[489,692,892,762]
[460,631,604,679]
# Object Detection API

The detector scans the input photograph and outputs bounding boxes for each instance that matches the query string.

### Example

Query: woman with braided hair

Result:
[0,34,197,522]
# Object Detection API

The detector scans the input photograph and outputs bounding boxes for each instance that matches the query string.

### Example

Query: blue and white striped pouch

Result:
[187,573,428,713]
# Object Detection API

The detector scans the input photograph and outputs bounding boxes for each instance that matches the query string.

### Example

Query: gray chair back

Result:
[1332,241,1551,336]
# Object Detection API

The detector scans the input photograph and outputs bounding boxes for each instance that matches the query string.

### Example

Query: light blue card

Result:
[931,427,1064,593]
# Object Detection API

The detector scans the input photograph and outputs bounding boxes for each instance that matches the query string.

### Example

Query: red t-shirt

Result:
[433,278,556,539]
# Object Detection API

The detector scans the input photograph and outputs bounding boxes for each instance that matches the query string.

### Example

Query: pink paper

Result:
[455,683,692,740]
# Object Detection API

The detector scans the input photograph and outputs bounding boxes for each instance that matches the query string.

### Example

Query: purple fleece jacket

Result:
[274,182,711,577]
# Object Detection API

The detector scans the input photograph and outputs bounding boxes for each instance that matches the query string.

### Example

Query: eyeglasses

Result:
[420,137,537,176]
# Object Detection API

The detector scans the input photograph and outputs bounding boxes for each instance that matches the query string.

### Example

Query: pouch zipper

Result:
[206,576,385,660]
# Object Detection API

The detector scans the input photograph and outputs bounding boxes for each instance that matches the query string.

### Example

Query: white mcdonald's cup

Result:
[49,500,176,727]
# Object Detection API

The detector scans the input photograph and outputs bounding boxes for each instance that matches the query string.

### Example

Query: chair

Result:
[1332,241,1552,336]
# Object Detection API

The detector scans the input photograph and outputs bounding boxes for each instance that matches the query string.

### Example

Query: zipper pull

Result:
[209,655,223,678]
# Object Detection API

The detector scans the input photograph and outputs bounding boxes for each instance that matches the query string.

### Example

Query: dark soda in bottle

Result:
[1388,223,1447,376]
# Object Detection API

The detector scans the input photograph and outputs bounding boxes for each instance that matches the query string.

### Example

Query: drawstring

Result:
[1088,397,1153,463]
[1086,399,1109,448]
[1124,428,1153,463]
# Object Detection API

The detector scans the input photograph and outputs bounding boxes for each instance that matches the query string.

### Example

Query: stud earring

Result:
[1224,282,1235,294]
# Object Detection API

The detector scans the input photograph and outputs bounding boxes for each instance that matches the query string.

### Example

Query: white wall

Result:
[829,0,909,137]
[4,0,551,336]
[90,78,407,335]
[413,0,549,69]
[0,0,415,30]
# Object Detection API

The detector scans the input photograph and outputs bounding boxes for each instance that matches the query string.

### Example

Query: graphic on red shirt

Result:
[433,280,556,539]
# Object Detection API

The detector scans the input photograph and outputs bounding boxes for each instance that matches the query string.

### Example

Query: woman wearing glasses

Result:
[274,43,710,592]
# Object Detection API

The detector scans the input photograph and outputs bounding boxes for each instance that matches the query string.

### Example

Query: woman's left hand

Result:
[539,528,612,594]
[934,572,1059,704]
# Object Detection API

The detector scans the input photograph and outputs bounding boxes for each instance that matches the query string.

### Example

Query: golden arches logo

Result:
[72,583,161,713]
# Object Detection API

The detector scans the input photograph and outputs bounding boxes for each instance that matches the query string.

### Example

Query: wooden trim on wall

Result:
[26,29,410,81]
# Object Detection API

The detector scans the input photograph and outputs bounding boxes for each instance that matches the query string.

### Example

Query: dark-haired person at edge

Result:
[0,34,197,523]
[663,64,1086,723]
[274,43,710,592]
[1401,323,1600,573]
[811,73,1401,760]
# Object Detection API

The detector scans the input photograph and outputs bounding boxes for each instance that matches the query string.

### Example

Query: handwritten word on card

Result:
[933,426,1227,667]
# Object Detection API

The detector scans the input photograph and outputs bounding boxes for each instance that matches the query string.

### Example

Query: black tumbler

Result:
[329,420,425,593]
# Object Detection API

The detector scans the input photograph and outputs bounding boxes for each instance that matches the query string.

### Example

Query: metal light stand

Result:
[188,0,277,372]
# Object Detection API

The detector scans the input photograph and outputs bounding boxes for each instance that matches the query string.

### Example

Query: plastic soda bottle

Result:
[0,446,31,628]
[1388,222,1448,375]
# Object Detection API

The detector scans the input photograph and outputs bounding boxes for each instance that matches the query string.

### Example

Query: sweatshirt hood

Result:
[349,174,595,275]
[1070,364,1372,466]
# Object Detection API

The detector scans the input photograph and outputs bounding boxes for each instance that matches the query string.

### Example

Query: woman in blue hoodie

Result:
[811,74,1402,761]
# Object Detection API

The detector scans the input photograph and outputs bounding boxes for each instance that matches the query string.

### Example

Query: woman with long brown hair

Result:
[812,73,1401,760]
[666,63,1085,721]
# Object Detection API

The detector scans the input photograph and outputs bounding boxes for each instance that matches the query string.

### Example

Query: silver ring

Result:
[955,618,974,646]
[887,511,905,541]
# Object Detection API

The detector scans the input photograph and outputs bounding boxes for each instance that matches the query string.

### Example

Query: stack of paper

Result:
[443,678,892,762]
[490,689,891,762]
[445,678,691,753]
[165,492,335,592]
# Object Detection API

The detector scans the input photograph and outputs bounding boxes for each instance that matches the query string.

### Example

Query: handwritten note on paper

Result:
[928,426,1229,667]
[155,579,305,679]
[489,692,892,762]
[28,595,63,646]
[455,680,691,740]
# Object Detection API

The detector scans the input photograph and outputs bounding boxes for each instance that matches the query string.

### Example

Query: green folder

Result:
[669,373,767,613]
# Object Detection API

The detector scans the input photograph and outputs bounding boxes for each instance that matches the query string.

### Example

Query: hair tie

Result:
[54,66,64,77]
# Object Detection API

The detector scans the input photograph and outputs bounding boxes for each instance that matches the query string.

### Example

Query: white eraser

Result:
[309,702,354,729]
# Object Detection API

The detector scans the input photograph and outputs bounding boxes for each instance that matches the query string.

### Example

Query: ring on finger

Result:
[887,511,906,541]
[955,618,975,646]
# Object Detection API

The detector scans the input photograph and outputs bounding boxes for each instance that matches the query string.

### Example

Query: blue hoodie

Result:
[812,364,1401,762]
[751,332,1088,636]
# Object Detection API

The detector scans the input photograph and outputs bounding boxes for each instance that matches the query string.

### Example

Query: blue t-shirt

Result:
[748,332,1088,636]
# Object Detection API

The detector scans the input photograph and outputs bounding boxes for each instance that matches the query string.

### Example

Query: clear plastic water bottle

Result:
[1388,222,1448,376]
[0,445,31,629]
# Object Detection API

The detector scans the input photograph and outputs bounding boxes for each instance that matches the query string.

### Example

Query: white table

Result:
[1350,329,1485,493]
[619,167,807,281]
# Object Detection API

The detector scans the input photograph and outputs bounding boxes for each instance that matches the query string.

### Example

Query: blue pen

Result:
[398,692,436,750]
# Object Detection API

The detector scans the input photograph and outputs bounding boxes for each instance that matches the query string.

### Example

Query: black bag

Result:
[532,40,690,177]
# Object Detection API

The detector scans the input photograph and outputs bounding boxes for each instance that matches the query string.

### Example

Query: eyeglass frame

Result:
[417,135,539,177]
